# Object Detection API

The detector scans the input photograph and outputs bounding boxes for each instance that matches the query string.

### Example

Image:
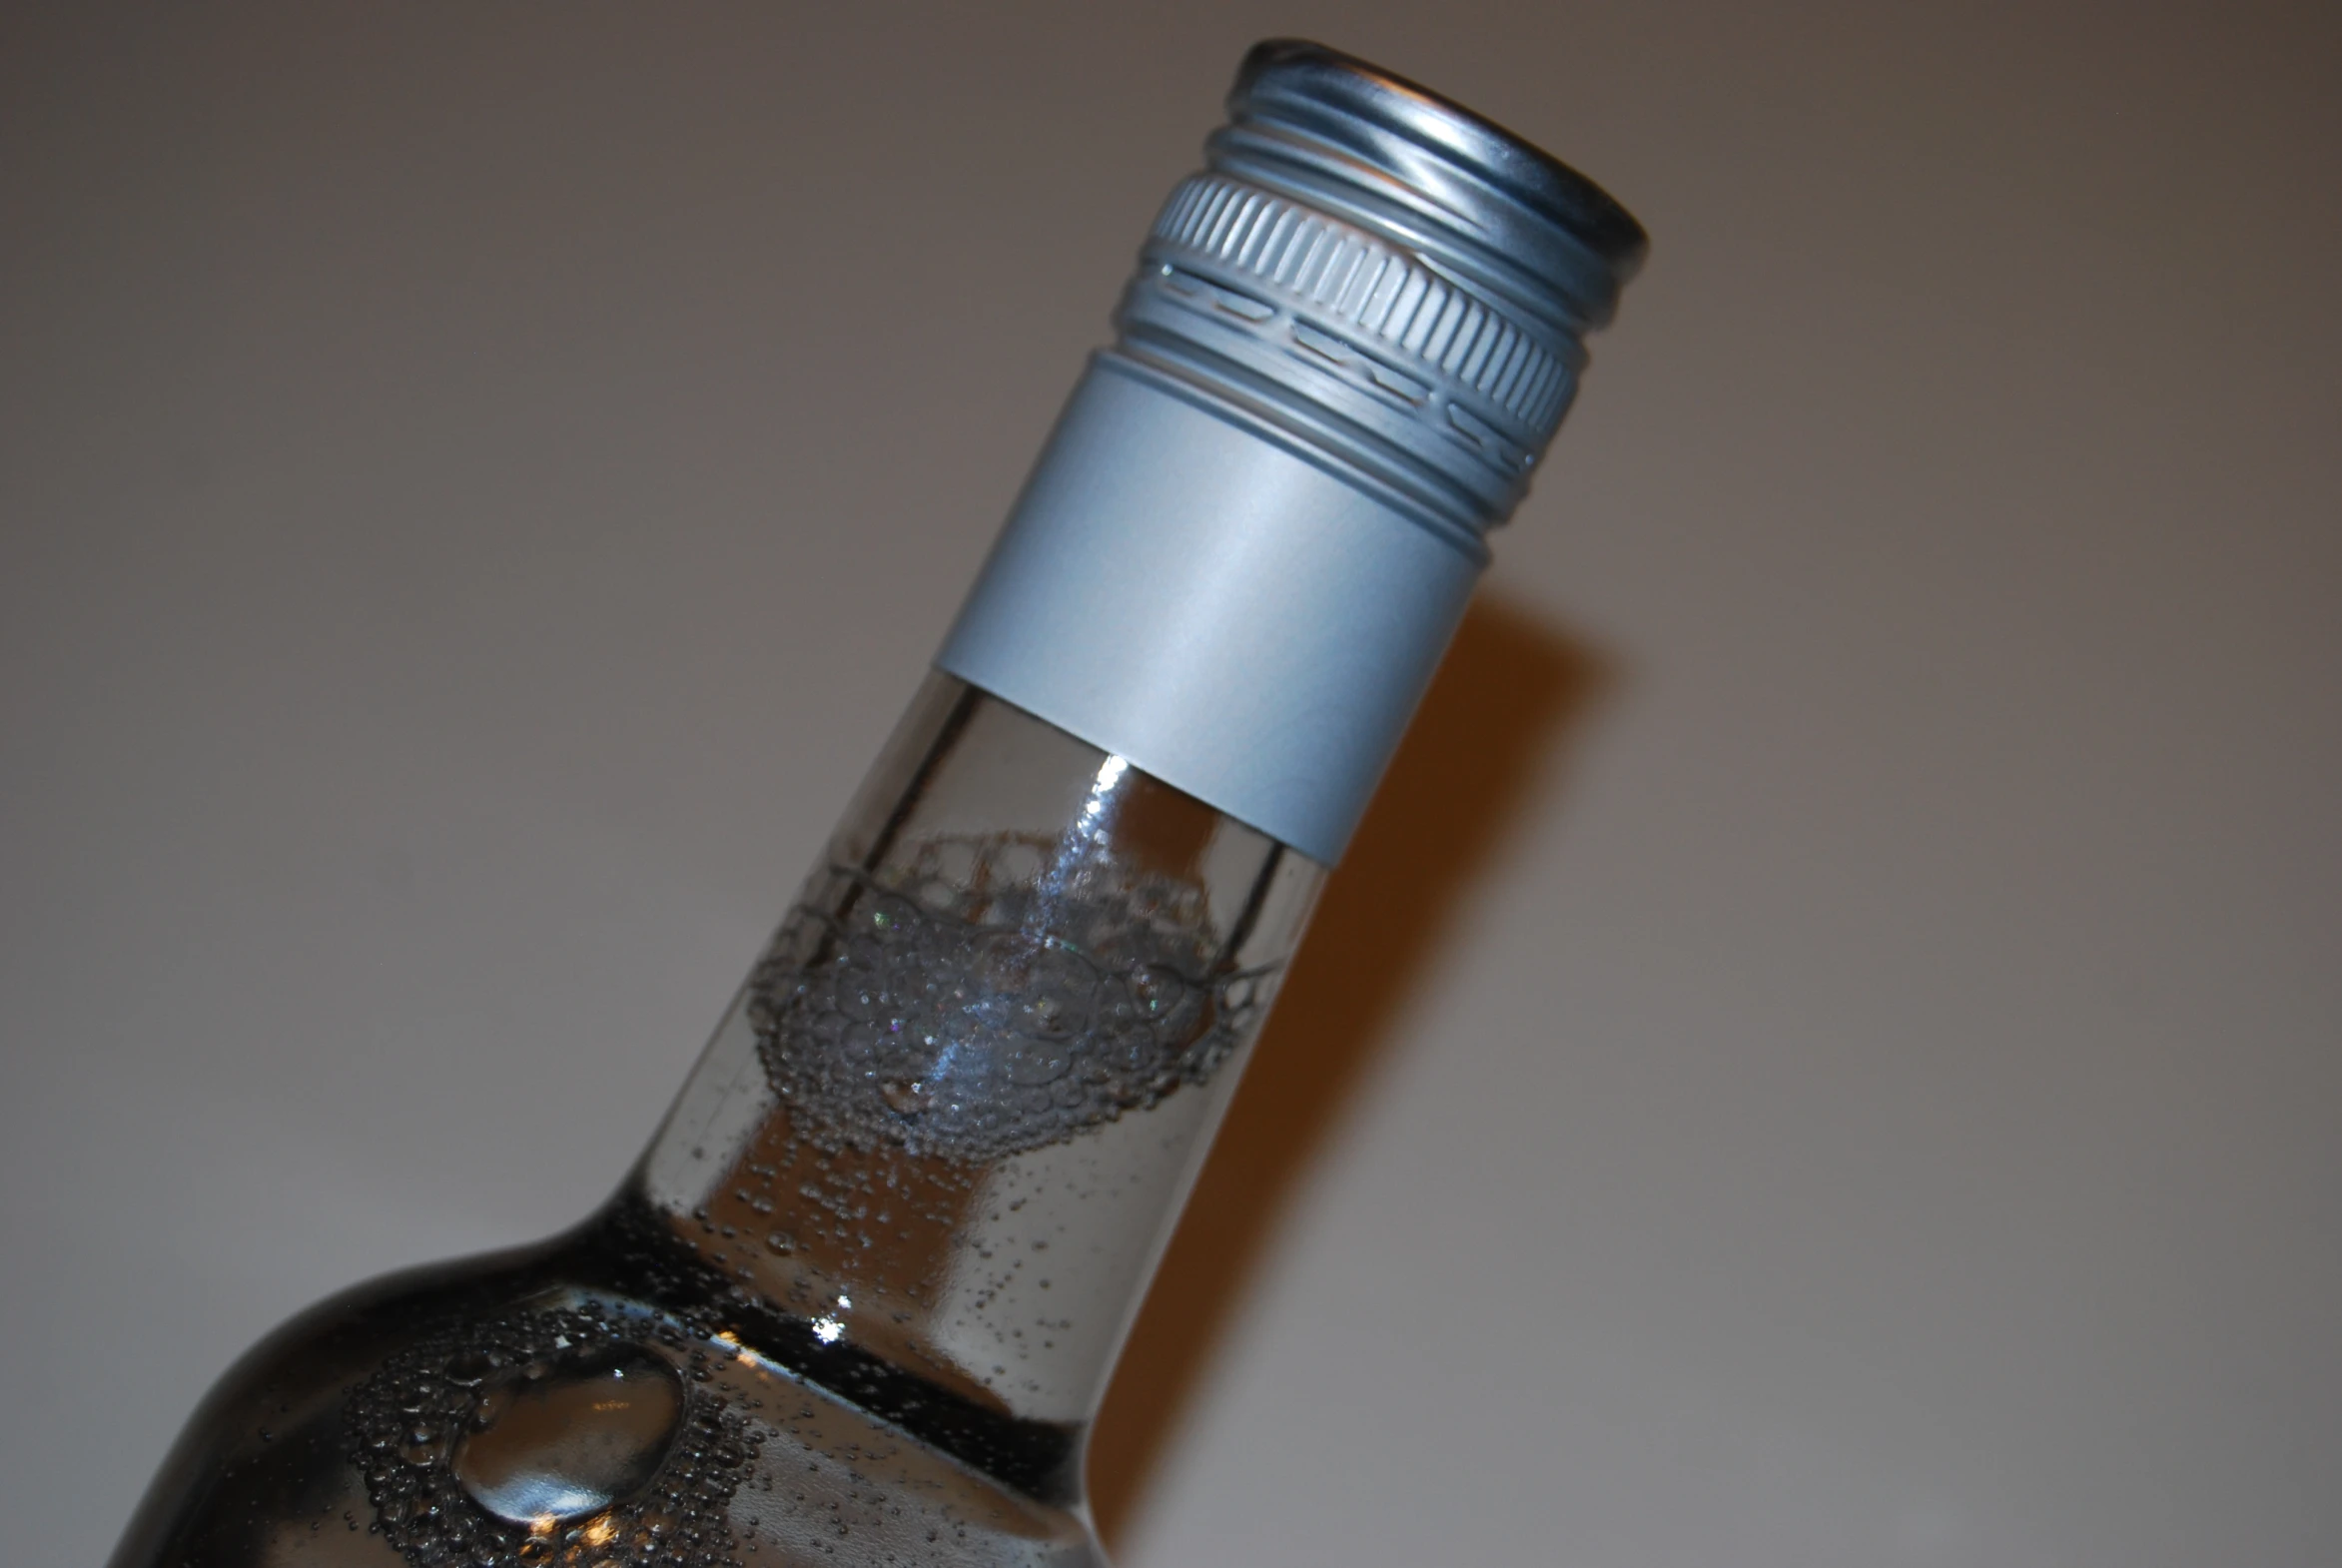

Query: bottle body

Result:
[111,682,1322,1567]
[107,39,1644,1567]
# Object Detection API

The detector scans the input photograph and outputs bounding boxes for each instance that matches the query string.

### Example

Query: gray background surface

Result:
[4,3,2337,1564]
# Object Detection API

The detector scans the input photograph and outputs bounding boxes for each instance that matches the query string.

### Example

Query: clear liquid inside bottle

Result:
[109,677,1323,1567]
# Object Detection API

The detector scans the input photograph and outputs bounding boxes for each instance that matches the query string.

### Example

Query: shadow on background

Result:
[1088,592,1615,1546]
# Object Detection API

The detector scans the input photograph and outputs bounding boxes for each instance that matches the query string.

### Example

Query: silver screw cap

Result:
[939,42,1644,863]
[1116,39,1647,544]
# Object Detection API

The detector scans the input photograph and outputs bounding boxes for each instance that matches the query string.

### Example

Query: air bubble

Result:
[450,1345,681,1524]
[347,1305,759,1568]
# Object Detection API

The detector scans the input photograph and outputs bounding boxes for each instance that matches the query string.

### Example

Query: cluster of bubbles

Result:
[346,1302,759,1568]
[749,839,1270,1166]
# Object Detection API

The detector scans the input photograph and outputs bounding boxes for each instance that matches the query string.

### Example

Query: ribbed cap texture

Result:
[1112,41,1646,546]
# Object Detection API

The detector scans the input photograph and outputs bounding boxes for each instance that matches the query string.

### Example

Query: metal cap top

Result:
[1223,40,1647,329]
[1111,39,1646,543]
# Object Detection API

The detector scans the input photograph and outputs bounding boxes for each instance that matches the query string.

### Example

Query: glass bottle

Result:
[107,39,1644,1568]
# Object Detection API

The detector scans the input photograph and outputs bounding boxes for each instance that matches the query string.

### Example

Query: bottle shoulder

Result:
[109,1216,1103,1568]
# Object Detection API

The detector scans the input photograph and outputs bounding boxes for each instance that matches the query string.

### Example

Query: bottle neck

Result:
[623,675,1323,1492]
